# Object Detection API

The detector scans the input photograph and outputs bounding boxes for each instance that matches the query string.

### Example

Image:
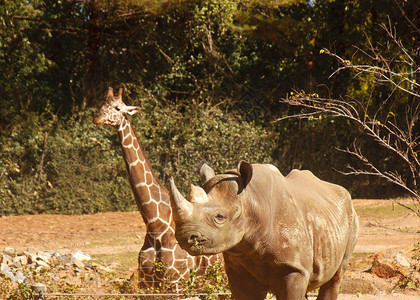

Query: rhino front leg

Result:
[272,270,308,300]
[225,266,268,300]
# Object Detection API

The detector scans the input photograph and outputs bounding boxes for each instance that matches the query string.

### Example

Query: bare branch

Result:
[277,21,420,217]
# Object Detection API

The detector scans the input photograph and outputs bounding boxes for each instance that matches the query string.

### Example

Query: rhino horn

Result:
[169,177,194,218]
[198,161,215,183]
[188,184,209,204]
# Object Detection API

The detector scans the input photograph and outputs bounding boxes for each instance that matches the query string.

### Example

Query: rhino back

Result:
[241,165,358,288]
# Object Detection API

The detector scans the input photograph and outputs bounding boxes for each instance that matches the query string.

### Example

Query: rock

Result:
[91,261,112,273]
[340,278,379,294]
[14,270,26,283]
[73,259,85,270]
[31,283,47,298]
[4,247,15,256]
[1,266,26,283]
[72,251,91,262]
[394,253,410,267]
[37,251,52,263]
[1,253,13,266]
[366,260,399,279]
[13,255,28,267]
[58,254,72,264]
[26,263,36,269]
[24,251,37,264]
[35,260,50,269]
[0,263,8,271]
[1,266,14,280]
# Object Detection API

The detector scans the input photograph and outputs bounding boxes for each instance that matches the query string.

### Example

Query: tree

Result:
[278,17,420,216]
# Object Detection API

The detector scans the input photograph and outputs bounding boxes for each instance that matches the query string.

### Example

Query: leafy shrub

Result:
[0,98,278,215]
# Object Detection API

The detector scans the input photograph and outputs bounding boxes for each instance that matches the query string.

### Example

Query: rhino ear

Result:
[198,160,215,183]
[237,161,253,189]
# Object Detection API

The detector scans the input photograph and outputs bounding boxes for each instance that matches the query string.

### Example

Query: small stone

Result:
[72,251,91,262]
[73,259,85,269]
[37,251,51,263]
[24,251,37,264]
[0,266,25,283]
[91,262,112,273]
[394,254,410,267]
[35,260,50,269]
[366,260,398,279]
[4,247,15,256]
[1,266,14,281]
[13,255,28,267]
[14,270,26,283]
[1,253,13,266]
[0,263,8,271]
[58,254,72,264]
[31,283,47,297]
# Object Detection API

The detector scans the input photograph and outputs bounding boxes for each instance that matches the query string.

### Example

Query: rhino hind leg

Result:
[316,266,344,300]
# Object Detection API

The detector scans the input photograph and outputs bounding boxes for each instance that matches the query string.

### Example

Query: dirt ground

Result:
[1,198,419,299]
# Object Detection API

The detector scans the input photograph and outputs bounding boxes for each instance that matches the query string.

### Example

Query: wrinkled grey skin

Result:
[169,161,359,300]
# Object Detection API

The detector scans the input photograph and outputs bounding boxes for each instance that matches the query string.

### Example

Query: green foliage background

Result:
[1,0,419,215]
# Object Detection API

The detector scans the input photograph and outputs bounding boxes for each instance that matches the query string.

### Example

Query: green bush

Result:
[0,108,135,215]
[0,99,279,215]
[136,101,278,193]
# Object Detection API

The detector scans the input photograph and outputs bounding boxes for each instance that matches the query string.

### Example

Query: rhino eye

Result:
[214,213,227,225]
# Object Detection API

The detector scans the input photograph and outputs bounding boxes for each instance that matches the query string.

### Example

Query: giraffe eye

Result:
[115,106,121,111]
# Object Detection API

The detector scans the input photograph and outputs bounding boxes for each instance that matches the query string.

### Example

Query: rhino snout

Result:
[176,229,211,255]
[187,231,207,246]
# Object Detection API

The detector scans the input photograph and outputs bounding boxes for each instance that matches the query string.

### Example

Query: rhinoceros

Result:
[169,161,358,300]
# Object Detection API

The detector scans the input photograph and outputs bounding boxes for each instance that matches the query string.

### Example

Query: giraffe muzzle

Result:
[93,114,106,125]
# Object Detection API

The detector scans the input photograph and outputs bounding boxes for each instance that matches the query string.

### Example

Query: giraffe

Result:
[93,88,220,289]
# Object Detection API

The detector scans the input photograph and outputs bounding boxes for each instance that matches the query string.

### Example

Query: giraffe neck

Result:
[116,118,174,234]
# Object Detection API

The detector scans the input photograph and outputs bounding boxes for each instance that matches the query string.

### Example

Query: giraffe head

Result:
[93,87,140,127]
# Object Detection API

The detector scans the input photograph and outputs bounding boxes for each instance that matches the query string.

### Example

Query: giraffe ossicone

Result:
[93,87,222,290]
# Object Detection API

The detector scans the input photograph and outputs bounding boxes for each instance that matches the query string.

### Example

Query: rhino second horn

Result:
[188,184,209,204]
[169,177,194,217]
[198,161,215,183]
